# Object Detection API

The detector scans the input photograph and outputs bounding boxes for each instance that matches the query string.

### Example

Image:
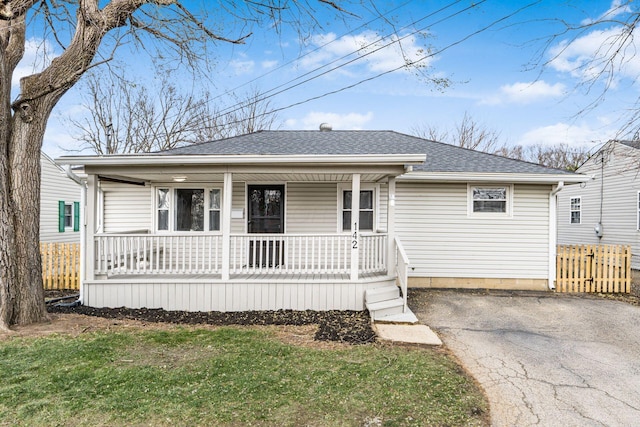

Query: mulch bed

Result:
[48,301,377,345]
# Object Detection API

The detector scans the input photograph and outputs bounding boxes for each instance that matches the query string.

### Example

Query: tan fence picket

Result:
[40,242,80,290]
[556,244,631,293]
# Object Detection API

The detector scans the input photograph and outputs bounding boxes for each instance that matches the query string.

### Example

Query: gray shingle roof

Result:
[618,140,640,150]
[160,130,573,175]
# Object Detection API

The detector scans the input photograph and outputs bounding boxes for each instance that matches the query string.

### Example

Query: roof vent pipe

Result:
[319,123,332,131]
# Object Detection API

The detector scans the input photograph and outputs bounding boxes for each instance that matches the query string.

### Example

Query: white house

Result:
[58,129,586,319]
[40,152,82,243]
[557,140,640,268]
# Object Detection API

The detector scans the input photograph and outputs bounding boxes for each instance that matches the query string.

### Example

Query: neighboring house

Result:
[40,152,82,243]
[557,140,640,268]
[58,129,586,317]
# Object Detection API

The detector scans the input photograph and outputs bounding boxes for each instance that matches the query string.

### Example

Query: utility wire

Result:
[216,0,540,130]
[209,0,471,123]
[207,0,415,103]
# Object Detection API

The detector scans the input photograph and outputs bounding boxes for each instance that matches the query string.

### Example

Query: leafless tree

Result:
[412,112,503,152]
[0,0,396,329]
[414,113,589,170]
[68,72,279,154]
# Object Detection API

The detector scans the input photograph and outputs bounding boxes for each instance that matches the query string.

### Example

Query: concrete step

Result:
[366,297,404,319]
[374,310,419,324]
[365,285,400,304]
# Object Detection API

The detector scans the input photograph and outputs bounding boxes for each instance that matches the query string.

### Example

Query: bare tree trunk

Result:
[8,100,49,325]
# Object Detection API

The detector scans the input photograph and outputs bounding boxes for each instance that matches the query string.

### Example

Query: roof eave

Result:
[399,171,589,184]
[56,153,427,167]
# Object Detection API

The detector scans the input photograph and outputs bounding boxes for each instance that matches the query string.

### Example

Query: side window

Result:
[59,200,80,232]
[472,187,507,213]
[570,197,581,224]
[342,190,374,231]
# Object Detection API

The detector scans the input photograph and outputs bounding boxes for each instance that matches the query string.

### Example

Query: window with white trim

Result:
[156,187,222,232]
[469,185,510,215]
[58,200,80,232]
[570,197,581,224]
[342,189,374,231]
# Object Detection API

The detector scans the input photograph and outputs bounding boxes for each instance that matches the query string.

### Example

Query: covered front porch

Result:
[64,147,423,314]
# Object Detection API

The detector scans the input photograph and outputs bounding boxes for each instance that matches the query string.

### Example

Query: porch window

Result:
[155,187,221,232]
[570,197,581,224]
[342,190,374,231]
[209,189,221,231]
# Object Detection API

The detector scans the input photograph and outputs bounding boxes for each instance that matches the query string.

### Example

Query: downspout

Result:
[548,181,564,290]
[65,166,86,305]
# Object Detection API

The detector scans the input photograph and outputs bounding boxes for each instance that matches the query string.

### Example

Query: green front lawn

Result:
[0,327,487,426]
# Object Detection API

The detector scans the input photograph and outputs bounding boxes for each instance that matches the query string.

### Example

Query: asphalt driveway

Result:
[410,290,640,427]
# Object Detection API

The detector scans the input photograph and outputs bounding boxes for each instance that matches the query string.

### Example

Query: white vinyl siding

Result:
[40,153,82,243]
[102,182,151,233]
[396,182,550,280]
[558,142,640,268]
[286,183,336,233]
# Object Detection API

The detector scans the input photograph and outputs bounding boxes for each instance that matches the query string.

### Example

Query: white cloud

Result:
[581,0,632,25]
[482,81,565,105]
[12,38,58,89]
[517,122,612,147]
[287,111,374,130]
[548,25,640,85]
[299,31,431,76]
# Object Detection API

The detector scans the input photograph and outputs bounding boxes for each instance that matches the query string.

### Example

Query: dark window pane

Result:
[473,200,506,213]
[360,191,373,209]
[158,210,169,230]
[342,211,351,231]
[343,191,352,209]
[175,189,204,231]
[359,211,373,230]
[209,211,220,231]
[570,211,581,224]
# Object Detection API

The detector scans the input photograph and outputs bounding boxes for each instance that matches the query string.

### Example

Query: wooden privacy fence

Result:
[40,242,80,290]
[556,244,631,293]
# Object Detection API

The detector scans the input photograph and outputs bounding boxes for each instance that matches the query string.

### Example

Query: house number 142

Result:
[352,224,358,249]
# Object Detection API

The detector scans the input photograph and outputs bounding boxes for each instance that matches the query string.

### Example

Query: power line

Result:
[209,0,470,123]
[216,1,540,131]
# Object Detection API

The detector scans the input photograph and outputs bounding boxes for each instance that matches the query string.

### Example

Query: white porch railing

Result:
[394,236,410,312]
[94,233,222,275]
[94,232,388,277]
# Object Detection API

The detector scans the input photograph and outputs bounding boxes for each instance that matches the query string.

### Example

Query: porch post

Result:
[221,172,233,281]
[85,174,97,281]
[350,173,360,281]
[386,176,396,276]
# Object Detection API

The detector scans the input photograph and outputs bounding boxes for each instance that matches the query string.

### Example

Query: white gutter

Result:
[65,166,86,305]
[56,153,427,166]
[398,171,589,184]
[548,181,565,290]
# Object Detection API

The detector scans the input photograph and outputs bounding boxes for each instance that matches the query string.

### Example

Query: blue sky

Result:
[14,1,638,157]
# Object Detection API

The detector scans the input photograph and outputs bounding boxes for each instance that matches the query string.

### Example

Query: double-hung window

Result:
[341,189,374,231]
[469,185,511,216]
[570,197,581,224]
[156,187,221,232]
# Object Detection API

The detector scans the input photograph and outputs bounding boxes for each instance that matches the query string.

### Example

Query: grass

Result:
[0,327,488,426]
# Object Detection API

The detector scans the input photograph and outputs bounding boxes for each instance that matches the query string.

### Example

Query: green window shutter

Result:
[58,201,65,232]
[73,202,80,232]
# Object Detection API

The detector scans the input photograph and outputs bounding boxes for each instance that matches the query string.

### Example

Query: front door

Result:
[247,185,284,266]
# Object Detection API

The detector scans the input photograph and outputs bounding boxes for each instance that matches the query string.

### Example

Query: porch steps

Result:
[365,285,418,324]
